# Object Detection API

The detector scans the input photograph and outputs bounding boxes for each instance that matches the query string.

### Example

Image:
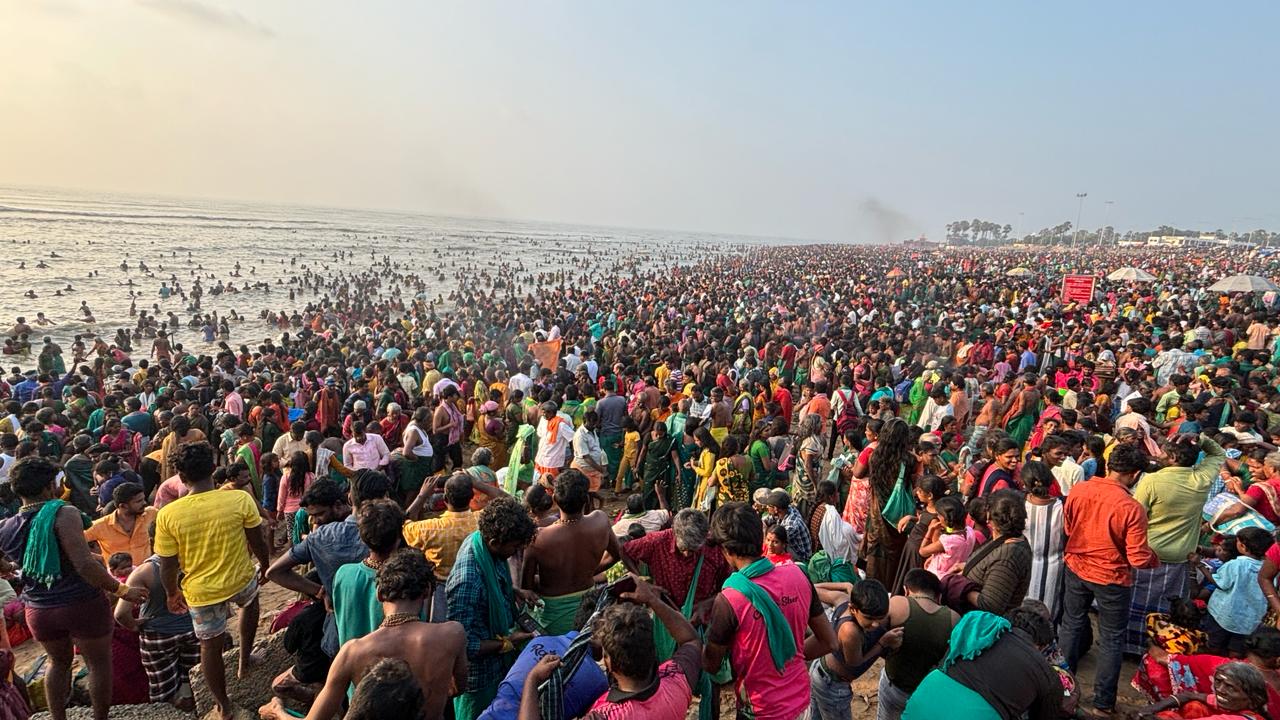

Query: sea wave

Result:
[0,204,325,225]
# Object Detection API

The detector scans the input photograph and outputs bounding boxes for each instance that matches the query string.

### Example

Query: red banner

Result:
[1061,275,1096,304]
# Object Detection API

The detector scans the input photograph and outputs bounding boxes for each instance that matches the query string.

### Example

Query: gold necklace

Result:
[363,557,385,571]
[556,514,582,526]
[19,500,49,514]
[381,612,419,628]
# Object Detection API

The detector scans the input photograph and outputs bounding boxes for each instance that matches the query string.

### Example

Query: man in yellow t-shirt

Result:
[403,473,477,620]
[155,441,270,720]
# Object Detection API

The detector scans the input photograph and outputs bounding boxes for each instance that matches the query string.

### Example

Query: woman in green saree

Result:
[232,423,263,501]
[504,423,537,494]
[667,414,698,510]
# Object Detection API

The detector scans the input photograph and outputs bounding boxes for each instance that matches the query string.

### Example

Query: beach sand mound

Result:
[31,706,194,720]
[188,629,291,719]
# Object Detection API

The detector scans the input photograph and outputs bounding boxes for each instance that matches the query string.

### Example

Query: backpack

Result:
[773,436,796,474]
[963,458,993,500]
[835,388,861,434]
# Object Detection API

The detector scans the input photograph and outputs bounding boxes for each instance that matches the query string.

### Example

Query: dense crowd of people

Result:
[4,242,1280,720]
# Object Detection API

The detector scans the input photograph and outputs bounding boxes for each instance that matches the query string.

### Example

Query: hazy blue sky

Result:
[1,1,1277,242]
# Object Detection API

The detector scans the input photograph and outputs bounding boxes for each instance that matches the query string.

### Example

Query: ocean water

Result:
[0,185,763,358]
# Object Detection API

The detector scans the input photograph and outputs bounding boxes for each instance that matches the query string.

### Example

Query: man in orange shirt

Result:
[801,380,833,434]
[85,482,157,567]
[1058,443,1159,717]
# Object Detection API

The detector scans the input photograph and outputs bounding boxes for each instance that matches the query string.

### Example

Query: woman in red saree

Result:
[1139,660,1277,719]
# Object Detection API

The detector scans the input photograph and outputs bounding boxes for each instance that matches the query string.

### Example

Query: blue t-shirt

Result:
[478,632,608,720]
[289,515,368,655]
[98,473,130,507]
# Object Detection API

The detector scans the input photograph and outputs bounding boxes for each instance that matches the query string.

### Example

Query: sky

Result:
[1,1,1277,243]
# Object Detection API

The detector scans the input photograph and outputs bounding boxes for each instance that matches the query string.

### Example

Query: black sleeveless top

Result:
[0,505,99,608]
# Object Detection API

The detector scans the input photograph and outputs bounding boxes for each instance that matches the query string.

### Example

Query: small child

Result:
[107,552,134,583]
[1206,526,1274,657]
[1194,534,1239,601]
[614,416,641,493]
[259,452,281,532]
[967,496,991,545]
[908,475,948,531]
[921,495,976,578]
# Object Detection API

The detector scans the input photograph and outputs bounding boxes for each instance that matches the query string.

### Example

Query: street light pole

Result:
[1072,192,1087,246]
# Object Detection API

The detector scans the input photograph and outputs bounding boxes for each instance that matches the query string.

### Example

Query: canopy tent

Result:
[1106,267,1156,282]
[1207,274,1280,293]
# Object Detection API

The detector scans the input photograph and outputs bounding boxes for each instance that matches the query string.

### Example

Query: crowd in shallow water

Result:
[4,242,1280,719]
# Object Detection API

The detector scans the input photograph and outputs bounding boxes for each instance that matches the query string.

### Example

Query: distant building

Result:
[904,236,940,250]
[1148,234,1254,249]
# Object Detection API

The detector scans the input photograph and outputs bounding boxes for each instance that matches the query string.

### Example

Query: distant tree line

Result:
[945,219,1280,247]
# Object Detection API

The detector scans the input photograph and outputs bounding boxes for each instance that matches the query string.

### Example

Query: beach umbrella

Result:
[1106,267,1156,282]
[1207,274,1280,293]
[1006,267,1035,277]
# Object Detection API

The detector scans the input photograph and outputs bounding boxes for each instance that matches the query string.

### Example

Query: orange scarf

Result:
[546,416,565,444]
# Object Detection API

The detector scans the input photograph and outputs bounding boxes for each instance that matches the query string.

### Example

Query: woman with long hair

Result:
[861,417,916,587]
[1022,460,1066,619]
[842,418,882,537]
[277,451,313,545]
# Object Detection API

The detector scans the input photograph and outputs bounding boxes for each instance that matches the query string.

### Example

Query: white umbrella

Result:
[1207,274,1280,293]
[1006,267,1035,277]
[1107,267,1156,282]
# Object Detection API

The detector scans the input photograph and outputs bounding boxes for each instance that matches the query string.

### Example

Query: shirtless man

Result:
[152,330,172,362]
[709,386,732,440]
[520,468,620,635]
[968,382,1001,454]
[10,316,32,337]
[305,550,467,720]
[1000,373,1041,448]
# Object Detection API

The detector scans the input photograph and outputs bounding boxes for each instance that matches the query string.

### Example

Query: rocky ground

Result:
[32,706,197,720]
